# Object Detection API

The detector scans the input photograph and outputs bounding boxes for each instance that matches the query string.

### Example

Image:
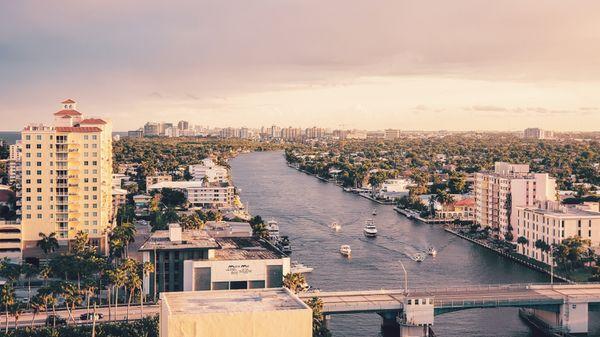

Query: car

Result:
[45,315,67,326]
[80,312,104,320]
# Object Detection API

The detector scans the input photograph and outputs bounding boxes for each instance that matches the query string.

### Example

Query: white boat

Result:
[427,246,437,257]
[330,221,342,231]
[291,261,314,274]
[340,245,352,257]
[267,220,280,242]
[363,219,378,237]
[413,253,426,262]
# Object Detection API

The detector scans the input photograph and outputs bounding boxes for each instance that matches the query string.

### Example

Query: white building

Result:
[8,141,22,184]
[189,163,228,183]
[376,179,412,200]
[147,181,235,209]
[516,201,600,264]
[475,162,556,240]
[524,128,554,140]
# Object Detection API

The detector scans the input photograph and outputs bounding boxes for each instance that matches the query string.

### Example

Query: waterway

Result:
[232,151,596,337]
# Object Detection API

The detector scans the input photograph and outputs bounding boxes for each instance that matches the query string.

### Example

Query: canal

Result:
[230,151,598,337]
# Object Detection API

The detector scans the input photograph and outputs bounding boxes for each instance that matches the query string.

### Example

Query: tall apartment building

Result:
[8,141,22,184]
[524,128,554,140]
[20,99,113,257]
[177,120,189,131]
[144,122,160,136]
[385,129,401,140]
[474,162,556,240]
[516,201,600,264]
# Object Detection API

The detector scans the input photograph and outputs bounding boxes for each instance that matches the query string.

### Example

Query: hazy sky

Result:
[1,1,600,131]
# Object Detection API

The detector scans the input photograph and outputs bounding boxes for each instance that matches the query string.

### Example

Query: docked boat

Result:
[413,253,426,262]
[363,219,378,237]
[277,236,292,255]
[330,221,342,231]
[427,246,437,257]
[267,220,280,242]
[340,245,352,257]
[291,261,314,274]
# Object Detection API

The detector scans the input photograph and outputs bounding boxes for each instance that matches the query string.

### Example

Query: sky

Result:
[1,1,600,131]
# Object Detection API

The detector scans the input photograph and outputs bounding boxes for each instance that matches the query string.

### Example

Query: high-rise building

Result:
[8,141,22,184]
[474,162,556,240]
[20,99,113,257]
[177,120,189,131]
[385,129,401,140]
[524,128,554,140]
[144,122,160,136]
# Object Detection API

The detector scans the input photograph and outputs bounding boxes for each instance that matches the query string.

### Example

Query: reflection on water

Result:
[230,151,599,337]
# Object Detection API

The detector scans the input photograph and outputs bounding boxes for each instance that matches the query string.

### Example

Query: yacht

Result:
[267,219,280,242]
[413,253,426,262]
[363,219,378,237]
[339,245,352,257]
[427,246,437,257]
[291,261,314,274]
[277,236,292,255]
[330,221,342,231]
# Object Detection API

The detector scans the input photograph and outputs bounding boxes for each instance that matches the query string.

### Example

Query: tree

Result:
[37,232,59,254]
[305,297,331,337]
[517,236,529,253]
[179,213,204,230]
[159,188,186,208]
[29,296,43,328]
[0,284,14,332]
[20,262,38,307]
[9,302,22,330]
[283,273,306,294]
[110,222,136,258]
[141,262,155,316]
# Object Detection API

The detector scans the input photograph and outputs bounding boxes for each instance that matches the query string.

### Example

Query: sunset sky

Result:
[1,1,600,131]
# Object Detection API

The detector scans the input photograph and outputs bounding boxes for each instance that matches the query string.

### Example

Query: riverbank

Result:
[393,207,453,224]
[444,227,573,283]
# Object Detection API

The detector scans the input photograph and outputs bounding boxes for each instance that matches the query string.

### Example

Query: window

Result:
[249,280,265,289]
[212,282,229,290]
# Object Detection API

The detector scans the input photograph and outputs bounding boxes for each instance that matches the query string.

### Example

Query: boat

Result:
[330,221,342,231]
[413,253,426,262]
[339,245,352,257]
[372,209,377,216]
[277,236,292,255]
[291,261,314,274]
[266,219,280,242]
[363,219,378,237]
[427,246,437,257]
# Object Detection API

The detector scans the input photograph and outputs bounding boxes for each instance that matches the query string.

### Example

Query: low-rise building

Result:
[0,219,22,263]
[159,288,311,337]
[133,194,152,215]
[376,179,412,201]
[516,201,600,264]
[146,174,172,192]
[112,188,128,218]
[140,224,290,296]
[203,221,252,238]
[147,181,235,209]
[189,164,228,183]
[435,198,475,222]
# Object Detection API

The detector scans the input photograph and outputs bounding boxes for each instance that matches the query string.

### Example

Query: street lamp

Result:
[399,260,408,295]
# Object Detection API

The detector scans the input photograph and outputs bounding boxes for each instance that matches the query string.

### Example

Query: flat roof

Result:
[139,229,219,251]
[518,206,600,218]
[161,288,309,315]
[212,237,285,260]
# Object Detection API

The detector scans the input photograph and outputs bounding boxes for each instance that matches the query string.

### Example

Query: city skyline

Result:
[2,1,600,131]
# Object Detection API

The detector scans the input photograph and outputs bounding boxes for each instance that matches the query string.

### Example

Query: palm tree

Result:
[37,232,59,254]
[9,302,22,330]
[141,262,155,316]
[283,273,306,294]
[21,262,38,307]
[29,296,42,328]
[0,284,15,332]
[110,267,127,321]
[59,281,82,324]
[517,236,529,254]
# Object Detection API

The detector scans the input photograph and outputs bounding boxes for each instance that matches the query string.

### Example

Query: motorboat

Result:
[363,219,378,237]
[267,219,280,242]
[427,246,437,257]
[413,253,426,262]
[330,221,342,231]
[340,245,352,257]
[277,236,292,255]
[291,261,314,274]
[372,209,377,216]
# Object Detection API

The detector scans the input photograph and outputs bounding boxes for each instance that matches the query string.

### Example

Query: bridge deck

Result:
[299,283,600,315]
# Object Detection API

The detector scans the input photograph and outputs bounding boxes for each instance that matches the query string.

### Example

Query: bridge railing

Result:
[434,296,563,309]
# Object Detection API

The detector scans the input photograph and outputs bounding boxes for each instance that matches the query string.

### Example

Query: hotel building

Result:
[20,99,113,257]
[516,201,600,264]
[474,162,556,240]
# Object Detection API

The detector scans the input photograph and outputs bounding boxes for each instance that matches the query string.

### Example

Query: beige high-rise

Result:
[21,99,113,257]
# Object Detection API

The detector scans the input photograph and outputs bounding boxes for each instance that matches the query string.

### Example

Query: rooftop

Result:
[519,205,600,218]
[213,237,285,260]
[79,118,107,125]
[147,180,203,190]
[161,288,309,315]
[139,229,219,251]
[55,126,101,133]
[54,109,82,116]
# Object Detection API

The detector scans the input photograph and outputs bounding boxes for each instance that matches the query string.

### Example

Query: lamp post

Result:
[399,260,408,295]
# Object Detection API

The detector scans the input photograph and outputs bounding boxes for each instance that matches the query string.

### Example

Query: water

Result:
[231,151,600,337]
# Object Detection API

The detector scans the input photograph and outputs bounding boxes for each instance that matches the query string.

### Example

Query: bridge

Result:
[298,283,600,336]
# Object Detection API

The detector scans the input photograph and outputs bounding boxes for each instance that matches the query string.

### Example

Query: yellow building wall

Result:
[162,309,312,337]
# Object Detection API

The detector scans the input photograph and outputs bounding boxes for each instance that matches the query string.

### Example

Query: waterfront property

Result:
[20,99,113,259]
[434,197,475,223]
[516,200,600,264]
[159,288,311,337]
[147,180,235,209]
[140,223,290,296]
[189,158,229,183]
[475,162,556,240]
